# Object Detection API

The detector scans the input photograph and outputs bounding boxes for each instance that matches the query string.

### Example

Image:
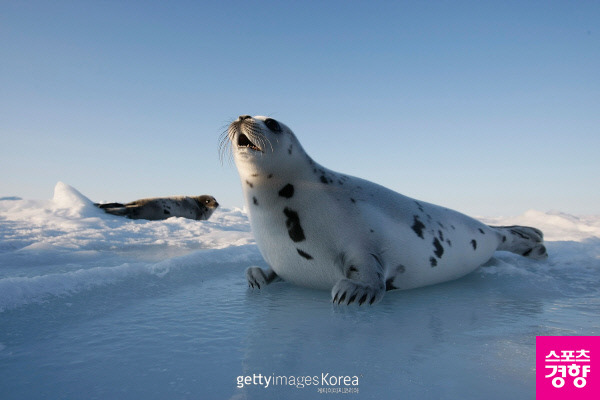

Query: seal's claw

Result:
[246,266,268,290]
[331,279,384,306]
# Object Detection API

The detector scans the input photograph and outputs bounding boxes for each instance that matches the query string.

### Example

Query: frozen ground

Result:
[1,183,599,399]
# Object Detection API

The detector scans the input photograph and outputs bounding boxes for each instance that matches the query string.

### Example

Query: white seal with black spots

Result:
[221,115,547,306]
[96,195,219,221]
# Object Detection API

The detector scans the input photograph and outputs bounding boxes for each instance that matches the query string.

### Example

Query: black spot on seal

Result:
[296,248,313,260]
[278,184,294,199]
[163,209,170,215]
[430,257,438,267]
[386,278,398,291]
[471,239,477,250]
[478,228,485,234]
[346,266,359,279]
[411,216,426,239]
[320,175,329,184]
[433,238,444,258]
[386,265,406,289]
[283,207,306,242]
[252,196,258,206]
[245,180,254,188]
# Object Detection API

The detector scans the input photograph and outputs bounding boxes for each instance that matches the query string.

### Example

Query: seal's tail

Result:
[490,225,548,260]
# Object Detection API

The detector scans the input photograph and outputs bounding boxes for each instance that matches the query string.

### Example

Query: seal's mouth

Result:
[237,134,262,152]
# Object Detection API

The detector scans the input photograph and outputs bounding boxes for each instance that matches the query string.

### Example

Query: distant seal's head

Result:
[194,195,219,212]
[220,115,307,175]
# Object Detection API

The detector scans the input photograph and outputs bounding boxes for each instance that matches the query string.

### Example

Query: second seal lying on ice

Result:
[96,195,219,221]
[223,115,548,306]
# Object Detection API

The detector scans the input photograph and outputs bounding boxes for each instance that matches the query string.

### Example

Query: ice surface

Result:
[1,183,599,399]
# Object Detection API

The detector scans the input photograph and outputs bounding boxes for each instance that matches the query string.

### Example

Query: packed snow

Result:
[1,182,598,399]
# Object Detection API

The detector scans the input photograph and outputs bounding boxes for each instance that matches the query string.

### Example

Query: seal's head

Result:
[194,195,219,210]
[220,115,306,175]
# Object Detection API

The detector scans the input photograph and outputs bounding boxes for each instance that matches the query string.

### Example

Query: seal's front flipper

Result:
[492,225,548,260]
[246,266,280,289]
[331,279,385,305]
[332,252,386,305]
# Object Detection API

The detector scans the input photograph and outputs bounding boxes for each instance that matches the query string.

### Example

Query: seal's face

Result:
[195,195,219,210]
[221,115,302,174]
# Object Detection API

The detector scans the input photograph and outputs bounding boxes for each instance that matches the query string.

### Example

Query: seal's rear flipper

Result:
[491,225,548,260]
[95,203,130,217]
[95,202,126,209]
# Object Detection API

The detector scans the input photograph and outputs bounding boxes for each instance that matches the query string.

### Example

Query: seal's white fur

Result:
[226,116,547,305]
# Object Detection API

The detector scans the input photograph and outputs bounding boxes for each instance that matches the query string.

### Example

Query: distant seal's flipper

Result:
[491,225,548,260]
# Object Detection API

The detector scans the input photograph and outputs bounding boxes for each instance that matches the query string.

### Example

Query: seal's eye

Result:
[265,118,281,133]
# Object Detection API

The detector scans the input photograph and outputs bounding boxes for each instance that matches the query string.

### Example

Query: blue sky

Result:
[2,0,599,216]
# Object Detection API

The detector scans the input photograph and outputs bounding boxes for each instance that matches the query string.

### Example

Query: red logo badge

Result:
[536,336,598,399]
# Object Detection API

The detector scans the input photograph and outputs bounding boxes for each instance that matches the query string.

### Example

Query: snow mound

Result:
[50,181,99,218]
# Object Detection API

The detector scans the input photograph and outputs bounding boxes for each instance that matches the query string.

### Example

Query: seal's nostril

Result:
[239,115,252,121]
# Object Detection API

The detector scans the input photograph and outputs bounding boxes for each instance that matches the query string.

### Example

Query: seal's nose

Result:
[238,115,252,121]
